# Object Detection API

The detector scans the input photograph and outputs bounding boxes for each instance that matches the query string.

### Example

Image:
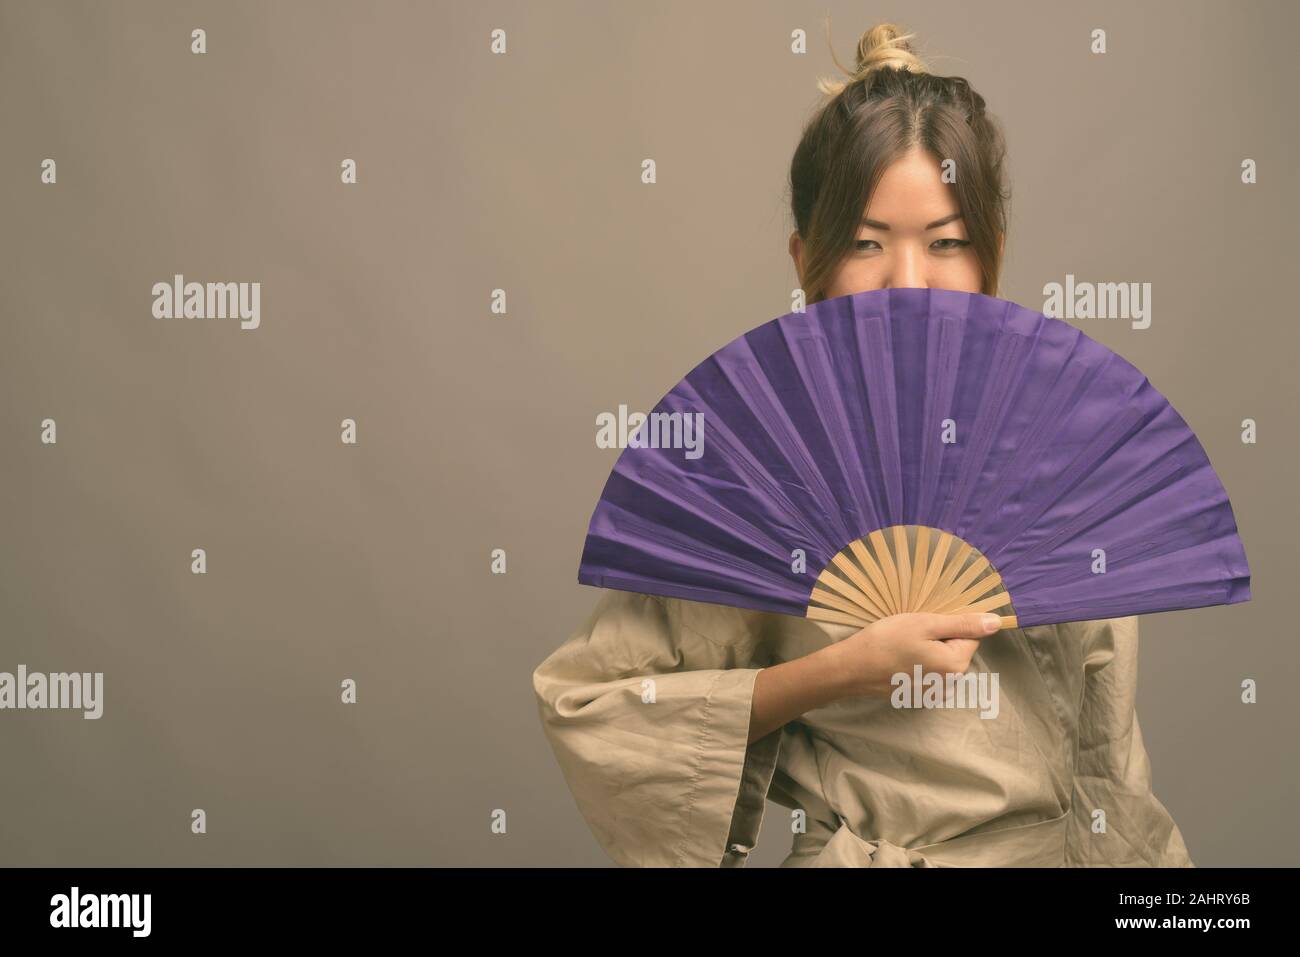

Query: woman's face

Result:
[789,147,991,298]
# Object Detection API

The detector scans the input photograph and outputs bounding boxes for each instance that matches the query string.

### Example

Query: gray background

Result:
[0,0,1294,866]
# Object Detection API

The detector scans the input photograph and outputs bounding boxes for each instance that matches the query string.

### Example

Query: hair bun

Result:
[818,21,929,97]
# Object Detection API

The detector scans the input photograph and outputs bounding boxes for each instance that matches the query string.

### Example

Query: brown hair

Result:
[788,22,1010,303]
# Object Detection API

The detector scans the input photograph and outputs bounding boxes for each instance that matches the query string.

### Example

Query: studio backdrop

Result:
[0,0,1295,866]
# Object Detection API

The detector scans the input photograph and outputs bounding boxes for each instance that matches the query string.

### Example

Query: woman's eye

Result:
[855,238,971,252]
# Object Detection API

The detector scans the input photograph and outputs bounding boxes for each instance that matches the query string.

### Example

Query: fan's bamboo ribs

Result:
[907,525,930,612]
[893,526,912,613]
[818,567,890,621]
[809,525,1018,631]
[867,529,904,615]
[846,540,896,615]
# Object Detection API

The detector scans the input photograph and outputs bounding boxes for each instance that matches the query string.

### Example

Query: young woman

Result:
[532,23,1193,868]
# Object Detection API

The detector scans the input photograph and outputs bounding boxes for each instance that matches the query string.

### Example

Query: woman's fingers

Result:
[895,613,1001,671]
[900,611,1004,640]
[935,637,981,667]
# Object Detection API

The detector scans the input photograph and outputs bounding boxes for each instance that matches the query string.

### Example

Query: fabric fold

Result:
[532,590,778,867]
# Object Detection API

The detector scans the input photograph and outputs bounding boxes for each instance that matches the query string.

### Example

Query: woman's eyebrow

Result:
[860,212,964,230]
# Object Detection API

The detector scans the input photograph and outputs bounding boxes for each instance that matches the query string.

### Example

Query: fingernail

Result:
[981,614,1002,632]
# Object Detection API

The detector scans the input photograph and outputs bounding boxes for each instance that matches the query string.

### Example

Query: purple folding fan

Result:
[577,287,1250,629]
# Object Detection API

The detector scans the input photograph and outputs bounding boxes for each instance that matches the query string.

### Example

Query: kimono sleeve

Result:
[1066,615,1194,867]
[531,589,783,867]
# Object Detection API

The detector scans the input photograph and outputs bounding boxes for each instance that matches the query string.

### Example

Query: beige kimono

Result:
[532,589,1194,867]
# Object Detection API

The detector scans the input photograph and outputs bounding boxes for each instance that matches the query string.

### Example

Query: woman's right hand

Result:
[824,611,1005,699]
[747,611,1004,743]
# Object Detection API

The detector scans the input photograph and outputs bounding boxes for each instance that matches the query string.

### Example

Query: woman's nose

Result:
[887,246,927,290]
